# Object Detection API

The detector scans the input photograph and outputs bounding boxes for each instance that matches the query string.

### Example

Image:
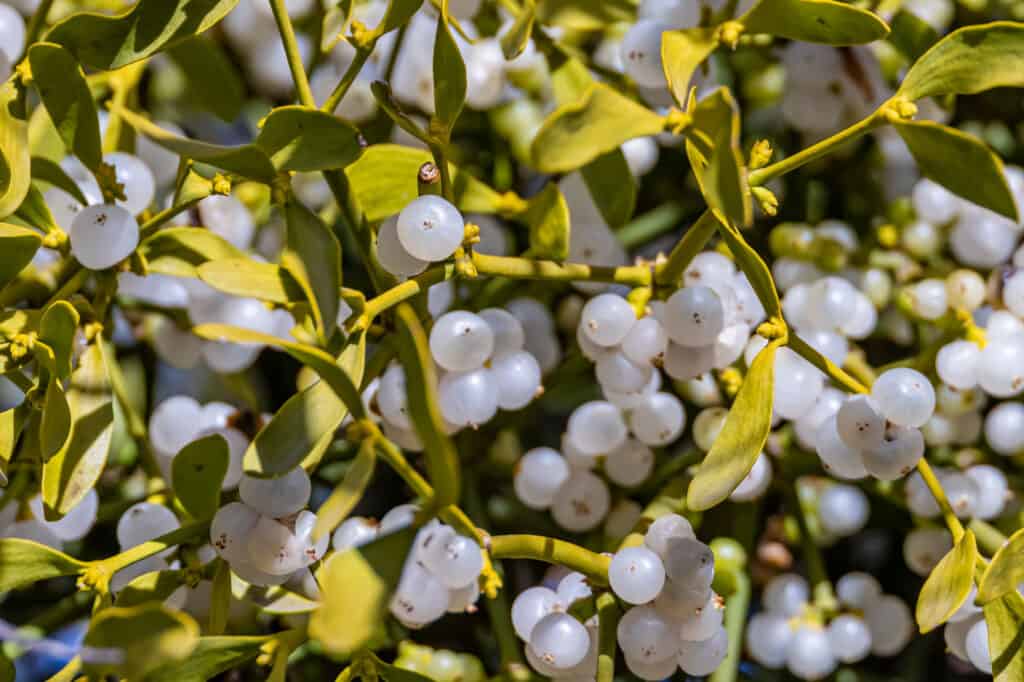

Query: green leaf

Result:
[241,331,366,477]
[714,212,782,318]
[310,527,416,656]
[140,227,246,278]
[888,10,939,62]
[47,0,241,71]
[662,28,719,108]
[740,0,890,45]
[394,304,460,508]
[313,443,376,542]
[523,182,570,260]
[281,198,342,339]
[894,119,1018,221]
[27,43,102,171]
[40,301,80,380]
[146,635,273,682]
[984,591,1024,682]
[369,0,424,39]
[197,258,306,304]
[898,22,1024,101]
[321,0,354,52]
[374,653,434,682]
[537,0,633,31]
[30,156,88,205]
[687,338,780,511]
[685,88,751,229]
[0,222,42,287]
[345,144,504,222]
[257,106,363,173]
[117,570,186,608]
[433,12,467,135]
[580,151,636,229]
[208,560,231,634]
[916,530,977,633]
[114,106,277,183]
[40,379,72,461]
[172,434,228,519]
[531,83,666,173]
[41,343,113,521]
[0,78,31,220]
[83,603,200,679]
[14,184,59,233]
[0,404,27,483]
[0,538,85,590]
[500,0,535,59]
[979,526,1024,603]
[167,37,245,122]
[371,81,432,146]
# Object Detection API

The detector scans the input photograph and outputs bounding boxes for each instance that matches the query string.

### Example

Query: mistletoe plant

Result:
[2,0,1024,680]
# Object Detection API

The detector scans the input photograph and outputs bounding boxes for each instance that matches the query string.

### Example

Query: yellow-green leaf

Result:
[197,258,305,304]
[537,0,633,31]
[257,106,364,172]
[208,560,231,634]
[687,338,781,511]
[394,304,460,508]
[14,184,59,233]
[916,530,977,633]
[321,0,353,52]
[40,301,80,380]
[83,604,199,679]
[310,527,416,656]
[894,119,1018,221]
[117,570,187,608]
[0,78,31,220]
[433,11,467,135]
[281,198,342,340]
[580,151,636,229]
[888,10,939,62]
[898,22,1024,101]
[714,212,781,318]
[522,182,570,260]
[984,591,1024,682]
[662,28,719,108]
[685,88,751,229]
[313,442,376,542]
[139,227,246,278]
[979,526,1024,604]
[47,0,241,71]
[345,144,504,222]
[374,653,434,682]
[0,222,42,287]
[241,330,366,477]
[167,36,245,122]
[0,538,85,590]
[114,106,277,183]
[145,634,273,682]
[368,0,424,40]
[531,83,666,173]
[40,379,72,461]
[740,0,890,45]
[28,43,102,171]
[172,434,228,520]
[500,0,535,59]
[0,404,27,483]
[30,156,88,206]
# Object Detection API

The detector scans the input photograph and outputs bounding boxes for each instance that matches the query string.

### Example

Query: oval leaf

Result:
[662,28,719,108]
[916,530,977,633]
[83,603,200,679]
[894,119,1018,221]
[47,0,241,71]
[0,222,42,288]
[687,338,780,511]
[685,88,751,229]
[714,212,782,319]
[0,538,85,591]
[531,83,666,173]
[580,151,637,229]
[281,198,342,340]
[983,591,1024,682]
[31,156,88,205]
[522,182,570,260]
[198,258,305,304]
[899,22,1024,101]
[145,634,273,682]
[167,37,245,122]
[979,526,1024,604]
[740,0,890,45]
[312,442,376,541]
[28,43,102,171]
[0,78,31,220]
[40,379,72,462]
[257,106,363,173]
[172,434,228,520]
[117,570,187,608]
[140,227,246,278]
[40,301,81,380]
[433,13,467,135]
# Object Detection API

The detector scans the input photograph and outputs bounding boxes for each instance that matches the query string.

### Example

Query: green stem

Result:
[138,194,209,240]
[787,479,836,612]
[748,111,884,186]
[472,252,652,287]
[618,202,686,249]
[20,0,54,57]
[373,435,433,501]
[268,0,316,107]
[788,332,870,394]
[322,48,373,113]
[709,572,750,682]
[43,264,86,309]
[595,592,620,682]
[428,142,454,202]
[90,521,209,584]
[489,534,611,584]
[916,459,965,543]
[654,209,717,288]
[363,264,455,320]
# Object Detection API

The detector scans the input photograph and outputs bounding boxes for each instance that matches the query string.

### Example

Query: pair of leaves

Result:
[47,0,240,71]
[309,526,416,656]
[984,591,1024,681]
[916,530,977,633]
[28,43,102,171]
[978,527,1024,604]
[83,604,199,680]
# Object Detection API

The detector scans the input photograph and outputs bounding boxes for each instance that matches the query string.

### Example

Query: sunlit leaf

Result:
[433,11,467,135]
[522,182,570,260]
[322,0,353,52]
[685,88,751,229]
[0,78,31,220]
[687,338,780,510]
[894,119,1018,221]
[30,156,87,205]
[313,443,376,541]
[258,106,363,172]
[117,570,186,608]
[140,227,246,278]
[374,653,434,682]
[281,198,342,339]
[0,538,85,590]
[898,22,1024,101]
[145,634,274,682]
[40,379,72,462]
[714,212,781,318]
[47,0,241,70]
[580,151,636,229]
[888,10,939,62]
[198,258,305,304]
[28,43,102,171]
[662,28,719,108]
[172,434,228,519]
[40,301,80,380]
[979,526,1024,603]
[0,222,42,288]
[537,0,633,31]
[208,560,231,634]
[14,184,59,233]
[740,0,890,45]
[83,603,200,679]
[531,83,666,173]
[984,591,1024,682]
[917,530,977,633]
[500,0,535,59]
[369,0,424,39]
